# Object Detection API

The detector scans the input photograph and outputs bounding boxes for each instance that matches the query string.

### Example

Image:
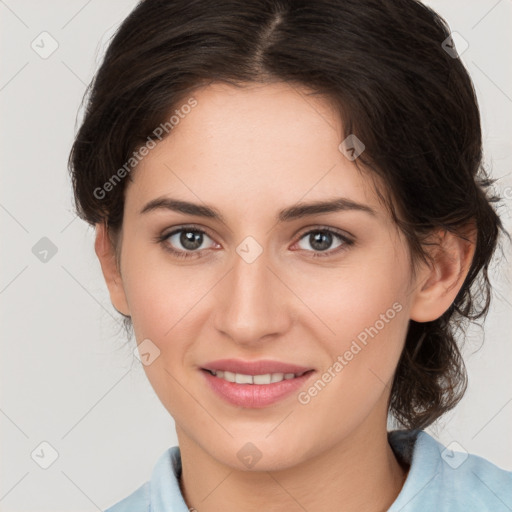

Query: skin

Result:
[95,82,475,512]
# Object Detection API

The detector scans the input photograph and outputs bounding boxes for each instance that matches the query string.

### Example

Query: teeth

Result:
[253,374,271,385]
[235,373,253,384]
[209,370,301,385]
[218,370,236,382]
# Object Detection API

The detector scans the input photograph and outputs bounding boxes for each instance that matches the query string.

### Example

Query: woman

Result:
[68,0,511,510]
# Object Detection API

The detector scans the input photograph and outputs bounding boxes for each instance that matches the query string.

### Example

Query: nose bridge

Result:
[214,242,291,344]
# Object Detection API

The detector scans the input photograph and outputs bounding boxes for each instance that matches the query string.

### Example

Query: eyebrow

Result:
[139,196,376,222]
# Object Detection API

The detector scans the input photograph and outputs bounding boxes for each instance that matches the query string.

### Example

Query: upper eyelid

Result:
[163,224,216,240]
[296,225,353,240]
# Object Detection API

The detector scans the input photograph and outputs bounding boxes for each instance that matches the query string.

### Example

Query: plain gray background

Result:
[1,1,511,510]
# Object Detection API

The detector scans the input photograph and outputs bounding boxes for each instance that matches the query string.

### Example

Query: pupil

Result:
[310,231,332,251]
[181,231,202,250]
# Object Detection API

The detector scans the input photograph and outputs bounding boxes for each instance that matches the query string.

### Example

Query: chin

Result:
[208,437,306,472]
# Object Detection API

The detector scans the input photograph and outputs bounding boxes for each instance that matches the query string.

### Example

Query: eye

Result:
[159,226,217,259]
[294,228,353,257]
[157,225,353,260]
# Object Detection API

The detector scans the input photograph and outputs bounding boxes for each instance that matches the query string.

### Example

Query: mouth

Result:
[199,359,315,408]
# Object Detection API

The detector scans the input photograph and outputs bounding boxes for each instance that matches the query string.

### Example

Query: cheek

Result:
[293,246,411,393]
[122,259,206,418]
[294,249,409,345]
[121,247,216,404]
[121,239,211,340]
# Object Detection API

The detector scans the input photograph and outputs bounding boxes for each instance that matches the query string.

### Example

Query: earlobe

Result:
[94,222,131,316]
[410,228,476,323]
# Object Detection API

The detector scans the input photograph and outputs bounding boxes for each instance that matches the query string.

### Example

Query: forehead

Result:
[125,82,383,216]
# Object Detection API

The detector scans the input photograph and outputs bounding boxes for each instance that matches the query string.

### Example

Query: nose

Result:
[213,247,294,346]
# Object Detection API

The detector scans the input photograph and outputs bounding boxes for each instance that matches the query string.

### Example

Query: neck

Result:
[177,421,409,512]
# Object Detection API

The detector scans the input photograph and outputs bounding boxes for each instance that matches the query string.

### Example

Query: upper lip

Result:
[201,359,313,376]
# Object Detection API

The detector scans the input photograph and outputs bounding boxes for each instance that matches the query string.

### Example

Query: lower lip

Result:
[201,370,314,408]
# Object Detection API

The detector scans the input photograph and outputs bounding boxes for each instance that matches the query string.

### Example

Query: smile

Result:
[205,369,309,385]
[200,361,315,408]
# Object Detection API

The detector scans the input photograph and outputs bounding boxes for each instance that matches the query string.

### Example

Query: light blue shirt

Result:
[105,429,512,511]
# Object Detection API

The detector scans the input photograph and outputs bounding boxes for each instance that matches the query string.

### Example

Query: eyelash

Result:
[156,225,354,260]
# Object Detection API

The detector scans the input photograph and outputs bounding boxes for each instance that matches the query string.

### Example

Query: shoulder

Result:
[389,429,512,511]
[104,482,150,512]
[103,445,186,512]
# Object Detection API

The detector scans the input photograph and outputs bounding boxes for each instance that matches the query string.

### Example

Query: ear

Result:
[409,226,476,322]
[94,222,130,316]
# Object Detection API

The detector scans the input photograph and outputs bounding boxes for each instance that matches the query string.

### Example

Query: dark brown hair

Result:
[69,0,505,429]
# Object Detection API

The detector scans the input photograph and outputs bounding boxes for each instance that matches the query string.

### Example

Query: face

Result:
[108,82,424,470]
